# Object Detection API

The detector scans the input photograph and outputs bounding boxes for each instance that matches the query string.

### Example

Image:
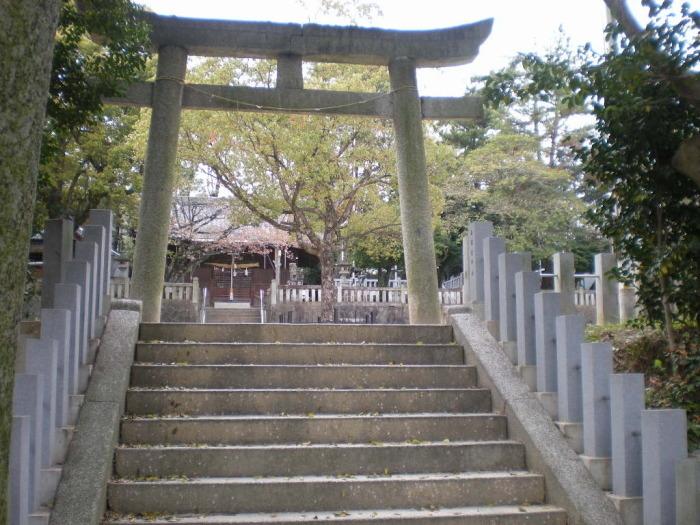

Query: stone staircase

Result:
[204,307,261,323]
[103,323,567,524]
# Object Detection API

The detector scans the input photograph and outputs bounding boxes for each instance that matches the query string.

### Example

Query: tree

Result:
[604,0,700,187]
[180,59,404,321]
[38,0,149,227]
[0,1,63,519]
[577,3,700,345]
[441,133,603,269]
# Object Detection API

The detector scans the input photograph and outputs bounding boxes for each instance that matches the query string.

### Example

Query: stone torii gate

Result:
[108,14,492,324]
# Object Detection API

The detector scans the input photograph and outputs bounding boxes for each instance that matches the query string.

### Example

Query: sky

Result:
[136,0,660,96]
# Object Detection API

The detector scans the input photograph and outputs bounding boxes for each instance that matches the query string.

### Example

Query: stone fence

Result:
[269,283,463,306]
[10,210,115,525]
[110,277,200,304]
[462,221,698,525]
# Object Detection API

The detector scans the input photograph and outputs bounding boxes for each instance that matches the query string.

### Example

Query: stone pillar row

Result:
[463,220,695,525]
[10,210,113,525]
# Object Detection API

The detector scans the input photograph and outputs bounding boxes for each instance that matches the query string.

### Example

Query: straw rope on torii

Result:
[106,13,493,323]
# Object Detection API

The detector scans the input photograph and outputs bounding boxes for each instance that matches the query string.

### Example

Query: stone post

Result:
[192,277,200,305]
[462,232,470,306]
[53,284,81,400]
[12,374,44,511]
[675,457,700,525]
[83,225,106,319]
[499,252,531,351]
[608,373,644,522]
[63,260,90,367]
[88,209,113,303]
[388,57,441,324]
[515,271,541,390]
[10,415,30,525]
[465,221,493,311]
[534,291,561,418]
[22,338,58,469]
[483,237,505,332]
[131,45,188,323]
[553,252,576,314]
[277,53,304,89]
[581,342,613,490]
[41,218,74,308]
[39,309,71,430]
[619,283,637,322]
[595,253,619,325]
[74,241,98,339]
[641,409,688,525]
[555,314,585,422]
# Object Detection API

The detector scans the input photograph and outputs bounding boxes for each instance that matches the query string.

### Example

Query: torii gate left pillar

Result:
[130,46,188,322]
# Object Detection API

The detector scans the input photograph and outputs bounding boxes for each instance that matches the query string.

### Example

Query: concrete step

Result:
[139,323,454,344]
[136,342,463,365]
[107,471,545,514]
[125,388,492,416]
[103,505,568,524]
[115,440,526,478]
[120,413,509,446]
[205,309,262,324]
[130,364,478,389]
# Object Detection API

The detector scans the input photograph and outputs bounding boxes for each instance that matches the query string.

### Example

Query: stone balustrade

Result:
[9,210,114,525]
[111,277,199,304]
[269,284,462,306]
[461,220,697,525]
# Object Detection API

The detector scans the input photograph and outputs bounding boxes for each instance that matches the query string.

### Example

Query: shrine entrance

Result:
[108,13,492,323]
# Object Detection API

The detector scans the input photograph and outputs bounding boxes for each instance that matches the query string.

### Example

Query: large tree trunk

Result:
[0,1,62,520]
[319,245,336,323]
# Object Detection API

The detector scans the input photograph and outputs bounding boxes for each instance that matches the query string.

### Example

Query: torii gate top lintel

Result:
[146,13,493,68]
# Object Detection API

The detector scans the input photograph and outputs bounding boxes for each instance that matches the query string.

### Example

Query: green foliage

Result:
[578,4,700,327]
[36,0,150,231]
[36,106,143,229]
[479,31,591,169]
[45,0,149,150]
[441,133,600,267]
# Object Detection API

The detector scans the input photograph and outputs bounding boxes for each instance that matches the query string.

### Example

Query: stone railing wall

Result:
[270,283,462,307]
[462,221,697,525]
[111,277,199,304]
[10,210,114,525]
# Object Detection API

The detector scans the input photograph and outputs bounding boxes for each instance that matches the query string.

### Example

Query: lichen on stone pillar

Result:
[130,45,188,322]
[389,57,441,325]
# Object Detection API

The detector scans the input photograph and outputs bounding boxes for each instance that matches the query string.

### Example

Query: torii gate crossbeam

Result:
[107,14,492,324]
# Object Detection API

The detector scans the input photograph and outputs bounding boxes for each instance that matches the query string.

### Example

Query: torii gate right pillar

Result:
[389,57,442,324]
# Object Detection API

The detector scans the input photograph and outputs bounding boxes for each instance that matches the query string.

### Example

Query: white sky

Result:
[137,0,666,96]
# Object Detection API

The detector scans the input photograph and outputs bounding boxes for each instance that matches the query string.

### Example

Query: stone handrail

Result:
[461,220,696,524]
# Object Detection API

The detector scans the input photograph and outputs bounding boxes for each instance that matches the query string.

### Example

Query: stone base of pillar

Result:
[486,320,499,340]
[501,341,517,364]
[675,456,700,525]
[517,365,537,391]
[607,494,643,525]
[69,394,84,425]
[39,467,62,507]
[88,337,100,364]
[555,421,583,454]
[28,510,50,525]
[52,427,74,465]
[79,365,93,393]
[471,302,485,320]
[580,455,612,490]
[535,392,558,420]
